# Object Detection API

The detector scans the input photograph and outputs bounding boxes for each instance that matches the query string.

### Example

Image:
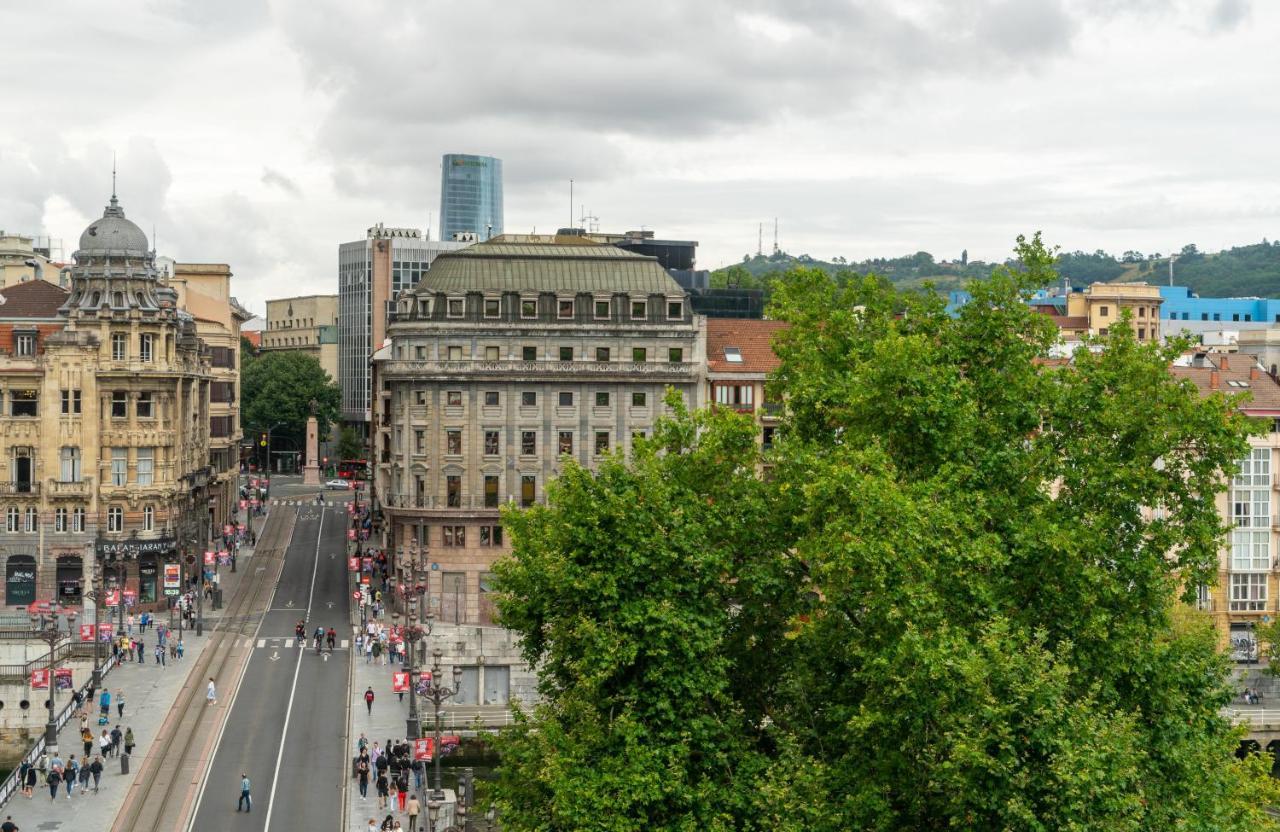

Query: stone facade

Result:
[0,193,221,611]
[263,293,339,384]
[372,236,703,624]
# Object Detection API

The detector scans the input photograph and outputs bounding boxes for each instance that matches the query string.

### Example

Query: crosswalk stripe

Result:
[341,639,349,648]
[258,638,266,648]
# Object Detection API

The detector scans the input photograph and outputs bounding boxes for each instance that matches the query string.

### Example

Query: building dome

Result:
[76,194,149,257]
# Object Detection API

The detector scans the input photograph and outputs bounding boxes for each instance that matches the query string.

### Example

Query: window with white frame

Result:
[111,333,127,361]
[5,507,17,533]
[72,507,85,533]
[1231,573,1268,612]
[143,504,154,531]
[111,448,128,486]
[140,333,154,362]
[108,505,123,532]
[447,298,465,318]
[137,448,154,486]
[23,507,36,533]
[715,384,755,407]
[60,446,81,482]
[1231,448,1271,610]
[15,333,34,356]
[54,507,67,533]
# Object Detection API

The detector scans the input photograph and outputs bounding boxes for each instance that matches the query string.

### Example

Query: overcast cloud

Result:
[0,0,1274,311]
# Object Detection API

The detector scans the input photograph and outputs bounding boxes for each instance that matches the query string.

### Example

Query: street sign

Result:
[164,588,179,597]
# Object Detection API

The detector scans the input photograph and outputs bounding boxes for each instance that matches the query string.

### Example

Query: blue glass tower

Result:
[440,154,503,242]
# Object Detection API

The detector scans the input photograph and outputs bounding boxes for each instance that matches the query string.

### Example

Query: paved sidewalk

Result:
[0,517,267,831]
[344,631,458,832]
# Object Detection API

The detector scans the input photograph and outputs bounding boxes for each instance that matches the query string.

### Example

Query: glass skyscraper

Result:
[440,154,503,241]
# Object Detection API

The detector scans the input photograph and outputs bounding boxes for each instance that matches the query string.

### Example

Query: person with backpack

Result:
[46,768,61,802]
[124,727,135,756]
[81,725,94,757]
[99,689,111,719]
[375,770,389,811]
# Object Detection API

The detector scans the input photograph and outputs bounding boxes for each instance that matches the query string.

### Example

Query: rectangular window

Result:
[715,384,755,407]
[520,299,537,318]
[5,507,16,533]
[10,389,36,417]
[596,347,610,362]
[446,430,462,455]
[484,391,499,406]
[479,526,503,546]
[111,391,128,418]
[24,507,36,533]
[136,447,154,486]
[594,299,610,319]
[1138,307,1146,318]
[632,391,647,407]
[15,334,34,356]
[522,346,537,362]
[415,346,427,360]
[559,346,573,361]
[61,389,82,415]
[631,300,647,319]
[447,298,464,318]
[484,475,499,508]
[447,476,461,508]
[1137,328,1146,340]
[108,505,123,533]
[632,347,647,362]
[59,447,81,482]
[521,475,536,507]
[558,431,573,455]
[1231,573,1268,611]
[668,347,683,363]
[447,346,463,361]
[111,448,128,486]
[54,507,67,533]
[414,430,425,455]
[667,301,683,319]
[557,299,574,319]
[414,390,427,405]
[484,346,500,361]
[111,333,126,361]
[762,427,776,450]
[521,431,536,455]
[484,298,500,318]
[142,504,154,532]
[1099,306,1109,317]
[72,507,85,533]
[558,391,573,407]
[137,391,154,418]
[521,391,536,407]
[484,430,500,456]
[447,391,463,406]
[595,391,610,407]
[595,431,610,455]
[140,333,154,361]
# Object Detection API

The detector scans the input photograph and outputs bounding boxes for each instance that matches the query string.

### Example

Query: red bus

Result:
[337,459,368,480]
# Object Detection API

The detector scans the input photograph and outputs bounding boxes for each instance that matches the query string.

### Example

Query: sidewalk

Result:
[0,519,267,830]
[344,632,458,832]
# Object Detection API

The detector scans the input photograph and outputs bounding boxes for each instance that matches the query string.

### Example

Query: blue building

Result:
[440,154,503,242]
[1158,285,1280,326]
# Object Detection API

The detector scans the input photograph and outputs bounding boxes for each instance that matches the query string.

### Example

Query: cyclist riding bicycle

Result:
[295,620,305,647]
[313,626,324,654]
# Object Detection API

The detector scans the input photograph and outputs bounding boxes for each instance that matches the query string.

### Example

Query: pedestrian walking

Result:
[124,727,135,756]
[364,686,375,714]
[78,759,90,792]
[237,773,252,812]
[1,814,18,831]
[64,756,78,798]
[406,795,420,831]
[110,725,122,757]
[99,689,110,719]
[394,771,407,811]
[375,772,389,810]
[138,640,145,664]
[98,729,112,758]
[23,764,35,798]
[81,726,93,757]
[89,756,102,793]
[46,769,60,801]
[357,758,369,799]
[207,677,217,705]
[177,639,185,660]
[155,644,164,666]
[116,690,125,717]
[16,763,29,800]
[127,613,134,636]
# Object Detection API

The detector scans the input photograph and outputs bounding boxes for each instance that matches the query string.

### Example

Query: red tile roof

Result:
[1170,353,1280,414]
[0,280,68,319]
[242,330,261,349]
[706,318,789,374]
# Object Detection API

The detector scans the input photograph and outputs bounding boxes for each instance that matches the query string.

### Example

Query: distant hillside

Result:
[712,240,1280,300]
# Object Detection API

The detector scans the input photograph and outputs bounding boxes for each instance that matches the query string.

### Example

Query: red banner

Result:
[30,669,48,689]
[413,737,432,761]
[353,590,363,603]
[347,529,356,541]
[239,499,248,510]
[203,551,216,566]
[392,671,409,692]
[348,557,360,572]
[105,589,120,607]
[224,524,233,536]
[79,624,94,642]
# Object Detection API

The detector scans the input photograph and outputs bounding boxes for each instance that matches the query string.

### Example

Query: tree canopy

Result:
[240,350,340,445]
[491,233,1279,831]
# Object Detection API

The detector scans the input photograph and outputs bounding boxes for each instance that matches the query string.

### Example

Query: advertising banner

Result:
[98,623,114,641]
[348,557,360,572]
[30,669,48,689]
[123,590,137,607]
[415,671,433,695]
[413,738,432,761]
[54,668,73,690]
[347,529,356,541]
[239,499,248,510]
[203,551,216,566]
[105,589,120,607]
[79,623,95,642]
[392,671,409,692]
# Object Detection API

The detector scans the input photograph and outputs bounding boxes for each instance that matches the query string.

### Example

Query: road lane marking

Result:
[264,504,326,831]
[258,638,266,648]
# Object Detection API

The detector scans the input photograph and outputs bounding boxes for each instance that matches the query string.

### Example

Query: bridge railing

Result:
[1225,708,1280,726]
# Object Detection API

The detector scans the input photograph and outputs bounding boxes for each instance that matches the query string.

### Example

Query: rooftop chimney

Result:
[1219,354,1230,370]
[1251,366,1262,381]
[1209,370,1220,389]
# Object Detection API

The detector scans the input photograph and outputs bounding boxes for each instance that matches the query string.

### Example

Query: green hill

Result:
[712,240,1280,300]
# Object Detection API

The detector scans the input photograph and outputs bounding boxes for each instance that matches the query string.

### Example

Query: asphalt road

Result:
[191,490,352,832]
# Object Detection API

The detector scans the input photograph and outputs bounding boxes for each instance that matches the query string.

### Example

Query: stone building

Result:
[371,235,703,624]
[263,294,339,383]
[0,191,215,609]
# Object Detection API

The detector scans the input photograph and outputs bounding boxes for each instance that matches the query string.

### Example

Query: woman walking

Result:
[124,727,135,757]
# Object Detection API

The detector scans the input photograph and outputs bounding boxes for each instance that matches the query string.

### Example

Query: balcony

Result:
[0,482,39,497]
[46,479,92,498]
[381,358,697,381]
[383,493,501,512]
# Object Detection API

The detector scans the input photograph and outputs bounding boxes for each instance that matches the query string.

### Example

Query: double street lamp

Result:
[394,607,433,740]
[30,615,62,754]
[420,648,463,802]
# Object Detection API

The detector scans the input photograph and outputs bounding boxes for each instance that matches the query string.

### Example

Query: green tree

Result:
[240,351,340,449]
[336,426,363,461]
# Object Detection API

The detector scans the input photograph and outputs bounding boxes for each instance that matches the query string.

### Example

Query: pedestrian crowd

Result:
[356,619,404,666]
[354,733,424,828]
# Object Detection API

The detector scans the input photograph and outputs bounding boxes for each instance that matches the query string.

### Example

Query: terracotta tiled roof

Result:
[706,318,789,374]
[0,280,69,319]
[242,330,261,349]
[1170,353,1280,414]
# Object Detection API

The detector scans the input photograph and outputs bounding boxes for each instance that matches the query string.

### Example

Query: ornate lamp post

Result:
[421,648,463,801]
[30,614,62,754]
[82,581,103,687]
[402,608,433,740]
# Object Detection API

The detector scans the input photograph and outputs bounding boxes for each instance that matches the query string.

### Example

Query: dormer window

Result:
[483,298,500,318]
[14,333,35,357]
[417,298,430,317]
[447,298,464,318]
[724,347,743,363]
[113,292,125,308]
[667,300,683,319]
[631,299,647,319]
[520,298,538,319]
[557,299,574,319]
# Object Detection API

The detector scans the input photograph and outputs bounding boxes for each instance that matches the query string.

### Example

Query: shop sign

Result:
[96,537,176,557]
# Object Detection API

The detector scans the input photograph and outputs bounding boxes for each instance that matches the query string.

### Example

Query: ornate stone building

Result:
[0,191,214,608]
[371,235,703,624]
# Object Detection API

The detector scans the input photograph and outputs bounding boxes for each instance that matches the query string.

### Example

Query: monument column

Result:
[303,416,321,485]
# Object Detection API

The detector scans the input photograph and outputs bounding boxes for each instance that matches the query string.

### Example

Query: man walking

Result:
[406,794,420,831]
[237,773,251,812]
[364,686,374,714]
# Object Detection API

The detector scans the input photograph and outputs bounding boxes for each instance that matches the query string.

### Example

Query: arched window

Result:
[113,292,125,308]
[143,504,154,531]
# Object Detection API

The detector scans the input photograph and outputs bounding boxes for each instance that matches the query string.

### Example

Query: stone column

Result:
[302,416,321,485]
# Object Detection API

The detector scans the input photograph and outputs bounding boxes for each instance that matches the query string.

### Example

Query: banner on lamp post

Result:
[203,551,216,566]
[79,624,95,642]
[30,669,48,689]
[54,668,73,690]
[392,671,409,692]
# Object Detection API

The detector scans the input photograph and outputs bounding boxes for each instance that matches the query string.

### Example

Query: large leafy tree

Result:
[240,350,340,448]
[491,234,1279,831]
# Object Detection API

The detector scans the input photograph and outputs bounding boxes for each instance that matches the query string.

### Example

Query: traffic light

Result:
[259,432,267,447]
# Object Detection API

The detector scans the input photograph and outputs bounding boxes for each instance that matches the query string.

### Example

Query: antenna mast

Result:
[757,223,762,257]
[569,179,574,231]
[773,218,778,255]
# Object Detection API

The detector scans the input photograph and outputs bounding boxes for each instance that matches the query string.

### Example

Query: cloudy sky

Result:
[1,0,1275,313]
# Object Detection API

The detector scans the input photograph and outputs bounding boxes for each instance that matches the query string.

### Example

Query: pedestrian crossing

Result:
[250,637,350,649]
[269,498,347,507]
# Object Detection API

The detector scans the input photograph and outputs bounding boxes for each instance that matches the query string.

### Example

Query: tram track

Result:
[109,506,297,832]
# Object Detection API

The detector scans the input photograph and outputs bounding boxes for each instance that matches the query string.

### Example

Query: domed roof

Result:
[77,195,149,257]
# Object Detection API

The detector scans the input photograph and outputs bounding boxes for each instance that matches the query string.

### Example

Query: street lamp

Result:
[421,648,463,801]
[30,614,62,754]
[427,800,440,832]
[82,581,103,687]
[402,609,433,740]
